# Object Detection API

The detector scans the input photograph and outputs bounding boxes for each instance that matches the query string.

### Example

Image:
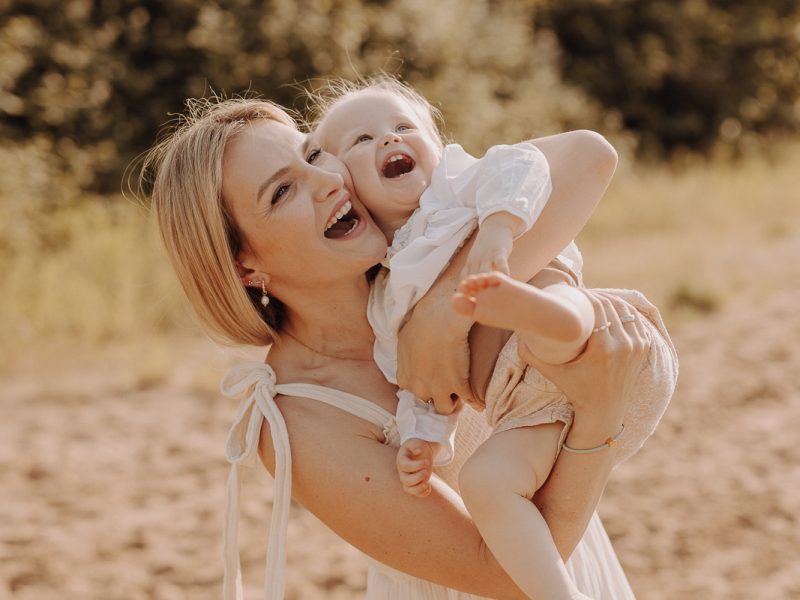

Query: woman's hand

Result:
[527,289,650,558]
[397,239,477,407]
[521,289,650,437]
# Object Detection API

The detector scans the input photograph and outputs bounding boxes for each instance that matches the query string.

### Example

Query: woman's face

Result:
[221,119,387,294]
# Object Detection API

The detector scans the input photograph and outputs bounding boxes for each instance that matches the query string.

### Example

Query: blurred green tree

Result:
[2,0,799,199]
[1,0,589,195]
[539,0,800,157]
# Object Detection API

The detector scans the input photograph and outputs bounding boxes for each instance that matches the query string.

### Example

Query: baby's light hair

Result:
[306,74,446,150]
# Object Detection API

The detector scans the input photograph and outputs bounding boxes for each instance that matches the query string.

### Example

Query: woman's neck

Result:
[277,275,375,362]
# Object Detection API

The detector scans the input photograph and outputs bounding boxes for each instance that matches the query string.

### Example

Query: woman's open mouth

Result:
[324,200,360,239]
[381,153,416,178]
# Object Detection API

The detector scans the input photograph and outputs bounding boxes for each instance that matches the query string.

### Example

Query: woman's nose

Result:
[311,165,345,202]
[381,132,401,146]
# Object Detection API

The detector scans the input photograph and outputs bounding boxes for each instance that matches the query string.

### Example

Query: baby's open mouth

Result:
[324,200,359,239]
[382,153,416,178]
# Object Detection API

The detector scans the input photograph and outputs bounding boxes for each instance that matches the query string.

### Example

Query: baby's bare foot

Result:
[452,271,585,343]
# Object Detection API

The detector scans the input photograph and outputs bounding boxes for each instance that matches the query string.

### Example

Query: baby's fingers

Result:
[403,480,432,498]
[477,258,495,275]
[400,468,432,496]
[492,254,510,275]
[398,457,430,474]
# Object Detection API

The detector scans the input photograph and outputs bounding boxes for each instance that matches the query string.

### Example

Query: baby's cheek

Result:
[344,156,374,191]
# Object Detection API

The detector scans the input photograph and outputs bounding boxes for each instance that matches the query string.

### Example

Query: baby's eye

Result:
[355,134,372,144]
[396,124,412,132]
[272,184,290,204]
[306,148,321,163]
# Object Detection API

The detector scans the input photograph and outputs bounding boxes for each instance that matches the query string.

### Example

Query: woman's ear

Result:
[235,260,271,290]
[235,242,272,290]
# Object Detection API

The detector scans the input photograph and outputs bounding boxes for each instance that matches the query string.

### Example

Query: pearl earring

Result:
[247,280,270,307]
[259,280,270,307]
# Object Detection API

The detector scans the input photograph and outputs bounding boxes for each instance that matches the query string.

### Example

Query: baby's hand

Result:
[396,438,436,497]
[464,212,521,277]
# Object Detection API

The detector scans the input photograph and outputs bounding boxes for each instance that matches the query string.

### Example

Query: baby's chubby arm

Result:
[464,142,553,276]
[394,389,458,496]
[464,211,521,276]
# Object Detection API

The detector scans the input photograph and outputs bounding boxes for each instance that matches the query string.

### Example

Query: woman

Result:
[145,97,647,599]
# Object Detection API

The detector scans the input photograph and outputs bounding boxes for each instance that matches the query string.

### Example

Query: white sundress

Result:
[220,362,636,600]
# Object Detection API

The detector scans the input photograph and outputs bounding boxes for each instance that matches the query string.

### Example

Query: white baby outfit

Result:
[220,362,637,599]
[369,142,678,468]
[369,142,585,465]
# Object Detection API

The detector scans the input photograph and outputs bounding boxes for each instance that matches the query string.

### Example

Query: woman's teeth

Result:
[325,200,352,232]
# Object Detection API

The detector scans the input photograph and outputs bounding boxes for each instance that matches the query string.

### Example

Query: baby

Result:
[313,77,678,600]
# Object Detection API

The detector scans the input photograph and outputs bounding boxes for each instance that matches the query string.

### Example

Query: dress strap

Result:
[221,362,291,600]
[277,382,395,428]
[219,362,398,600]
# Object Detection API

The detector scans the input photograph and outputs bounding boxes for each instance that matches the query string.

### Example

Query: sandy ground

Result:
[3,225,799,599]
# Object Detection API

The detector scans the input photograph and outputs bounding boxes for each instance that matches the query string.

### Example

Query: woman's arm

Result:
[531,291,649,558]
[259,398,527,599]
[397,130,618,406]
[259,291,647,594]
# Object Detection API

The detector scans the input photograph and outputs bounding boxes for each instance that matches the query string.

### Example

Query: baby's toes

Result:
[472,272,501,290]
[488,271,508,284]
[457,276,479,295]
[451,293,477,318]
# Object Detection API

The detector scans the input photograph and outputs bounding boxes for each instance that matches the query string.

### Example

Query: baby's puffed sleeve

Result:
[474,142,553,235]
[395,389,458,466]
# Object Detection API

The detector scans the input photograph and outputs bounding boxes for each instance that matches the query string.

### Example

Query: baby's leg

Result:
[458,423,591,600]
[452,271,594,365]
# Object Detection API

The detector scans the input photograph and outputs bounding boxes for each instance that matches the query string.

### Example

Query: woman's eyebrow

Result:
[256,167,288,205]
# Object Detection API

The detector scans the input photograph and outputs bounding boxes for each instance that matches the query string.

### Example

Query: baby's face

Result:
[314,91,441,230]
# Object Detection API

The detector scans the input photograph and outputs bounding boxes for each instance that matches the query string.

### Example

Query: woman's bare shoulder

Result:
[257,392,384,476]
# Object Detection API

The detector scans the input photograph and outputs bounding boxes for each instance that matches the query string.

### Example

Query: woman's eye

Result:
[307,148,321,163]
[272,184,290,204]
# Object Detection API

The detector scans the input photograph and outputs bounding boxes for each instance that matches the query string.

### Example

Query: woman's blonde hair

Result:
[142,97,296,347]
[306,74,446,151]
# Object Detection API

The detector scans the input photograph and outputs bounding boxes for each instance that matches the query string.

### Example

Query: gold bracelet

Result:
[562,423,625,454]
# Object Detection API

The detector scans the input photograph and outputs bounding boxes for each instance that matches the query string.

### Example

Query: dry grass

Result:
[577,144,800,320]
[2,143,799,353]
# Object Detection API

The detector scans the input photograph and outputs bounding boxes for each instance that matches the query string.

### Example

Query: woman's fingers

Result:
[593,291,651,364]
[583,289,611,348]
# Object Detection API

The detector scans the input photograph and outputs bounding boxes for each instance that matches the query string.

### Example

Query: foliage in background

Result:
[1,0,799,345]
[1,0,594,196]
[2,0,798,196]
[540,0,800,157]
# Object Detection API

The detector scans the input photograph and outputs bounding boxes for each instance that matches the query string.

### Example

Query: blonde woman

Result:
[145,97,647,599]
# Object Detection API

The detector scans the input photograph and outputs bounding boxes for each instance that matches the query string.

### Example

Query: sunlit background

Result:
[2,1,799,598]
